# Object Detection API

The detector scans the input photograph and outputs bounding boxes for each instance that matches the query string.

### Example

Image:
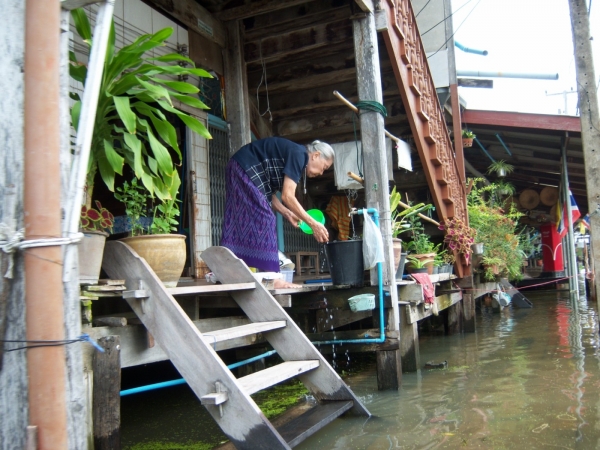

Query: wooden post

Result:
[0,2,28,446]
[93,336,121,450]
[399,306,420,372]
[462,293,475,333]
[224,20,251,153]
[353,7,401,390]
[569,0,600,304]
[446,301,463,335]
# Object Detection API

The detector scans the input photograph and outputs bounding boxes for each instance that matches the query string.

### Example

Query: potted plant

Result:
[79,201,114,283]
[468,178,526,281]
[487,160,514,178]
[114,179,186,287]
[69,8,212,209]
[405,234,438,275]
[438,216,477,265]
[462,130,476,147]
[406,255,434,274]
[390,187,434,272]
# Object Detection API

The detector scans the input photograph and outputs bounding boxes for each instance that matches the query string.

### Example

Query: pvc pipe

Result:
[495,134,513,156]
[457,70,559,80]
[25,0,68,446]
[121,209,388,397]
[474,138,496,163]
[454,41,488,56]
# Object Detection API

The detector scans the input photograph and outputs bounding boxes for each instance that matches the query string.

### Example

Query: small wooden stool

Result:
[286,251,319,275]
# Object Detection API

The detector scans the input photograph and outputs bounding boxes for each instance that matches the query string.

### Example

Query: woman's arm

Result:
[280,175,329,243]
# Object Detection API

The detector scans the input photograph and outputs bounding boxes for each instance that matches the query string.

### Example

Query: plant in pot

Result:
[405,233,438,275]
[487,160,514,178]
[438,216,477,265]
[461,130,476,148]
[390,187,435,273]
[79,201,114,283]
[468,178,526,281]
[406,255,434,274]
[114,179,186,288]
[69,8,212,207]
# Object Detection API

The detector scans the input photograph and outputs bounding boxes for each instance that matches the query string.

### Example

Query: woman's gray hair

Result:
[307,140,335,161]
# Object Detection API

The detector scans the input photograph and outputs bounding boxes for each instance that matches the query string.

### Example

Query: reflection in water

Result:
[298,290,600,449]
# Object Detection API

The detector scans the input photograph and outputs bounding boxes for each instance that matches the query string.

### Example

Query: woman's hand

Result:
[311,221,329,243]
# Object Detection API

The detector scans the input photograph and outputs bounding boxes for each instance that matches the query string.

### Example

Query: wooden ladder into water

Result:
[102,242,370,449]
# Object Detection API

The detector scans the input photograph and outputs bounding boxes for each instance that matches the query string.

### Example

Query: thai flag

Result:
[558,189,581,239]
[581,214,590,229]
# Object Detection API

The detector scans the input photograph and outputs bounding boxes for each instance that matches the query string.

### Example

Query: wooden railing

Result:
[380,0,468,275]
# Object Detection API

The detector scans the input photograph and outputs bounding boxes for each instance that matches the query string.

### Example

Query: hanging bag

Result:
[362,209,385,270]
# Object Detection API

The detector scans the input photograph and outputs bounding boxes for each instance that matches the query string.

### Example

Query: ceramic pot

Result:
[406,252,436,275]
[392,238,403,272]
[78,230,108,284]
[120,234,186,287]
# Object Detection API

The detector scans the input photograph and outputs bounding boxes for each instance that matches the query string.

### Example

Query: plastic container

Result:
[325,240,364,287]
[280,269,294,283]
[298,209,325,234]
[348,293,376,312]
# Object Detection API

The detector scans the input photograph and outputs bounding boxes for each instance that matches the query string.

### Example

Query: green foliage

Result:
[405,233,438,255]
[150,197,180,234]
[487,159,515,175]
[251,380,309,419]
[80,200,114,232]
[461,129,475,139]
[406,255,435,269]
[468,178,525,281]
[70,9,212,203]
[389,187,434,238]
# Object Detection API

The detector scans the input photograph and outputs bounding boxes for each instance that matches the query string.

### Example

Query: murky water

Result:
[122,286,600,449]
[298,288,600,450]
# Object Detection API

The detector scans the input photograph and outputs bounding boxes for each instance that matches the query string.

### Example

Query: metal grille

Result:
[208,120,229,246]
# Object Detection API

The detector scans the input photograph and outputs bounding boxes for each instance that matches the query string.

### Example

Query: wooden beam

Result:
[146,0,226,47]
[216,0,319,21]
[354,0,374,12]
[92,336,121,450]
[406,292,462,324]
[224,20,252,152]
[463,109,582,132]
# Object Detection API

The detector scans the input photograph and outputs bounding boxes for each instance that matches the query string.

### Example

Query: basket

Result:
[280,269,294,283]
[347,293,376,312]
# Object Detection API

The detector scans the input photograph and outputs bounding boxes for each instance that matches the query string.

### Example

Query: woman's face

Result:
[306,152,332,178]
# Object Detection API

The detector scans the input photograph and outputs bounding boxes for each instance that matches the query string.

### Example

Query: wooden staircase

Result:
[102,242,370,449]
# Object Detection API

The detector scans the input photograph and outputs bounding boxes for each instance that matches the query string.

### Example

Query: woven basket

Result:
[519,189,540,210]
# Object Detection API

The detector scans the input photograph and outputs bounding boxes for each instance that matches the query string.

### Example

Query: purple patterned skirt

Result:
[221,159,280,272]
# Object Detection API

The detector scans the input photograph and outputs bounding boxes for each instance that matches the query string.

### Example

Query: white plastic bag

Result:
[362,209,385,270]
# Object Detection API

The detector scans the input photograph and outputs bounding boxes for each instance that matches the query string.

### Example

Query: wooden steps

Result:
[277,401,354,448]
[166,282,256,296]
[202,321,286,345]
[238,360,319,395]
[102,242,369,449]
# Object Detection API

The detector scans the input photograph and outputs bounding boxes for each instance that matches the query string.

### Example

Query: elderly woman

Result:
[221,137,334,288]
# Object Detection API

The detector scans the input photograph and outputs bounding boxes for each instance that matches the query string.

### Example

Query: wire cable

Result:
[420,0,474,36]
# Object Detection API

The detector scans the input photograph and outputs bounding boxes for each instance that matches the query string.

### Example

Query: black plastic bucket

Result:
[325,240,364,287]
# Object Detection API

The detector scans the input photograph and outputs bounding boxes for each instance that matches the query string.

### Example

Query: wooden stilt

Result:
[462,293,475,333]
[376,349,402,390]
[399,305,420,372]
[446,301,463,335]
[93,335,121,450]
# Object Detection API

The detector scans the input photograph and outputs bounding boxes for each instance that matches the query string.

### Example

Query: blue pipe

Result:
[455,41,488,56]
[495,134,512,156]
[474,138,495,163]
[121,209,387,396]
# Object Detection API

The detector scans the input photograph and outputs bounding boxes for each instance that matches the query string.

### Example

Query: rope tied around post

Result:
[355,100,388,118]
[0,222,83,278]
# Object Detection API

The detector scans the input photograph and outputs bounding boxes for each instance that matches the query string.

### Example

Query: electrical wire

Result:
[420,0,474,36]
[416,0,433,18]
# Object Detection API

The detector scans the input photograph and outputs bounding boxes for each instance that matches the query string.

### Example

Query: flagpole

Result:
[562,133,579,299]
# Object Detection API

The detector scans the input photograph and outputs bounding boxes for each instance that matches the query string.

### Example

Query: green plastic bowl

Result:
[299,209,325,234]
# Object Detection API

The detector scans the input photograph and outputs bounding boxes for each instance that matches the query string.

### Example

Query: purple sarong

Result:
[221,159,280,272]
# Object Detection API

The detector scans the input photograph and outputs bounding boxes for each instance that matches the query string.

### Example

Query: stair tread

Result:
[166,282,256,296]
[238,360,319,395]
[277,401,354,448]
[202,321,286,344]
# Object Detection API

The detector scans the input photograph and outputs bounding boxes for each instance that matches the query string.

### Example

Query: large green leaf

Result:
[123,133,143,178]
[149,54,195,65]
[71,100,82,131]
[69,61,87,84]
[157,100,212,139]
[137,78,172,104]
[146,128,174,177]
[151,78,200,94]
[97,152,116,192]
[141,108,181,157]
[113,96,137,134]
[103,140,125,174]
[172,93,210,110]
[71,9,92,43]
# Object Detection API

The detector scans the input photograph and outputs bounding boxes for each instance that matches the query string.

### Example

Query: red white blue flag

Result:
[557,189,581,238]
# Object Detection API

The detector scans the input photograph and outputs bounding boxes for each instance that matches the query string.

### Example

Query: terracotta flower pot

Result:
[462,137,474,147]
[119,234,186,287]
[78,230,108,284]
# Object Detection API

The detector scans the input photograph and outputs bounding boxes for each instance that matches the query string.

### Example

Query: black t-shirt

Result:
[232,137,308,201]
